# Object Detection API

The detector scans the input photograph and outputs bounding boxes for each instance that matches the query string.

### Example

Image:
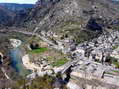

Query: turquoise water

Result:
[10,48,31,77]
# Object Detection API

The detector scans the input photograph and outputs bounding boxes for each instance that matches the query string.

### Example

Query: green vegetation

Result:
[29,47,48,54]
[52,58,68,67]
[112,45,119,50]
[53,21,82,36]
[112,70,119,73]
[28,75,54,89]
[74,30,101,43]
[106,56,119,68]
[112,62,119,68]
[53,20,101,43]
[106,56,118,62]
[12,75,67,89]
[112,25,119,31]
[105,72,114,75]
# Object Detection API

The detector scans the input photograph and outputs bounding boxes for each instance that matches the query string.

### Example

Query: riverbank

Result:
[22,54,54,77]
[22,54,41,72]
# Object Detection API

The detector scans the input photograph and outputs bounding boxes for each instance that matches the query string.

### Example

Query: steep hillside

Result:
[0,3,33,28]
[0,6,16,27]
[0,0,119,89]
[28,0,119,28]
[0,3,34,12]
[26,0,119,43]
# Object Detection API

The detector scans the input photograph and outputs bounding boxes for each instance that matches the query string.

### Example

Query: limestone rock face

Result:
[10,39,22,48]
[27,0,119,32]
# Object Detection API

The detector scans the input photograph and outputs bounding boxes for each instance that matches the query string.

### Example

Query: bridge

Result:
[61,59,80,74]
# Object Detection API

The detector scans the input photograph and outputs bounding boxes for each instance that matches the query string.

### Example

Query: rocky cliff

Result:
[24,0,119,43]
[27,0,119,30]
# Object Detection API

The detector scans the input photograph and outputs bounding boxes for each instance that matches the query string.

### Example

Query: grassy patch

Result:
[52,58,68,67]
[112,62,119,68]
[112,70,119,73]
[106,56,119,68]
[106,56,118,62]
[29,47,48,54]
[105,72,114,75]
[112,45,119,50]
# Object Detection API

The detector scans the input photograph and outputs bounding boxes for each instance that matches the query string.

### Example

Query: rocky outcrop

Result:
[26,0,119,32]
[10,39,22,48]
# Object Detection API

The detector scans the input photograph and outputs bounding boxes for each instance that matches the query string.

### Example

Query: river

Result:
[9,48,32,77]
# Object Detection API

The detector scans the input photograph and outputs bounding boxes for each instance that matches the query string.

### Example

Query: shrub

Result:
[12,74,67,89]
